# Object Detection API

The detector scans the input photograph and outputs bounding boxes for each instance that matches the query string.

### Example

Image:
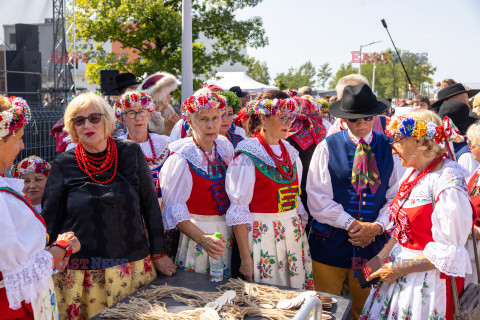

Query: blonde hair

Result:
[406,109,445,158]
[335,74,369,99]
[473,93,480,109]
[64,92,115,142]
[467,123,480,146]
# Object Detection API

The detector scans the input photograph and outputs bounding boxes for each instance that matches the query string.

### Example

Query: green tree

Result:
[246,56,270,84]
[328,63,358,89]
[76,0,268,90]
[317,62,332,89]
[328,50,436,98]
[273,61,317,89]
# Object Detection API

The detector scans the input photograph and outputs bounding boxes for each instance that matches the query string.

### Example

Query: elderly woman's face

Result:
[469,141,480,163]
[188,109,221,144]
[219,106,234,136]
[22,172,47,205]
[74,104,107,150]
[262,114,295,141]
[391,136,420,168]
[0,127,24,172]
[122,103,149,137]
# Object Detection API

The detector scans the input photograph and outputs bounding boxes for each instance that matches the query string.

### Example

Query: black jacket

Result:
[42,139,166,270]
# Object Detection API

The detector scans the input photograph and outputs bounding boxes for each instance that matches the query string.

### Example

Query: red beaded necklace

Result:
[256,133,295,180]
[75,136,118,184]
[192,136,218,176]
[396,156,443,201]
[128,133,157,166]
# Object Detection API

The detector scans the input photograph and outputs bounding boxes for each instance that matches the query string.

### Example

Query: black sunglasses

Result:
[347,116,375,123]
[71,113,104,126]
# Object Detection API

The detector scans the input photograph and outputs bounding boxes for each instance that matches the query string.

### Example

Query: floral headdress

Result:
[386,116,464,160]
[386,116,464,142]
[288,89,298,97]
[246,98,299,116]
[181,92,227,117]
[316,100,330,115]
[217,91,241,114]
[0,96,31,140]
[114,92,155,122]
[10,158,51,178]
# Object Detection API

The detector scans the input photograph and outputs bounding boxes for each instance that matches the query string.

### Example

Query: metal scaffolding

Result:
[52,0,75,107]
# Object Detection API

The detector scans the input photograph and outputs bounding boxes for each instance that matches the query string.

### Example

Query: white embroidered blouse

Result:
[225,137,308,227]
[159,135,234,230]
[0,176,53,310]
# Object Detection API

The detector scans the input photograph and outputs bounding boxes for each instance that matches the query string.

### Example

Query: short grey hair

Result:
[335,74,370,99]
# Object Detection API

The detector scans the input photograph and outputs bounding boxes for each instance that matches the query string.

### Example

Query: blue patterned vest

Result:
[308,130,393,270]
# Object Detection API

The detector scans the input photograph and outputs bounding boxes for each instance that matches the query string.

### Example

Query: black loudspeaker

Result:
[7,73,41,93]
[6,51,42,73]
[15,24,39,52]
[6,74,41,104]
[100,69,120,95]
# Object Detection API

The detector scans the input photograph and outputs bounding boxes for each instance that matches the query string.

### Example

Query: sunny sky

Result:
[2,0,479,86]
[236,0,480,86]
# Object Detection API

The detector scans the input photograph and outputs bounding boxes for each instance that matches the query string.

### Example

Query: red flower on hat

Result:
[286,100,296,113]
[187,105,195,114]
[141,97,148,105]
[197,96,208,105]
[20,161,29,169]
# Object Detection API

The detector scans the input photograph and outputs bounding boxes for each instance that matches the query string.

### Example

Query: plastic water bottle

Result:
[210,232,224,282]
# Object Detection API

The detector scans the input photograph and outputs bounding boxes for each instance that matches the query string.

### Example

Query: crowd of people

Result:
[1,71,480,320]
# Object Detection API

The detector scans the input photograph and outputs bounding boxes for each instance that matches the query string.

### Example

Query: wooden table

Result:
[92,271,352,320]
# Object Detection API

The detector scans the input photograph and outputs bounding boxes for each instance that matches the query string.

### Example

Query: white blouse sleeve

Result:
[159,154,193,230]
[226,153,255,226]
[458,153,479,178]
[295,156,308,227]
[169,119,185,142]
[306,140,356,230]
[375,154,405,231]
[0,193,53,310]
[423,188,473,277]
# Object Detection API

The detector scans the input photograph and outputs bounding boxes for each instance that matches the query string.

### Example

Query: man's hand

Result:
[348,222,383,248]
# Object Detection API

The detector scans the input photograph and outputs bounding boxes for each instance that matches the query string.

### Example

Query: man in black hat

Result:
[111,72,141,95]
[438,100,480,175]
[430,82,480,112]
[229,86,250,107]
[306,83,403,320]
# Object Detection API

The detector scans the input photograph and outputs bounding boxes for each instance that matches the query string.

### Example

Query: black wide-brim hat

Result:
[430,83,480,112]
[438,99,479,135]
[110,72,141,92]
[329,83,390,119]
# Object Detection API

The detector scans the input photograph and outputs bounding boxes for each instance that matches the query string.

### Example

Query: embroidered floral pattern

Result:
[257,250,275,279]
[54,257,156,320]
[273,221,286,242]
[252,221,269,244]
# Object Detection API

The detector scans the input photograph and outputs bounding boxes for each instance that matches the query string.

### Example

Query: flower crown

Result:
[0,96,31,140]
[386,116,464,144]
[181,92,227,117]
[10,158,51,178]
[217,91,241,114]
[288,89,298,97]
[316,100,330,115]
[246,98,299,116]
[114,92,155,121]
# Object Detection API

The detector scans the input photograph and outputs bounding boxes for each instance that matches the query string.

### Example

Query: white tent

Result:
[208,72,278,93]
